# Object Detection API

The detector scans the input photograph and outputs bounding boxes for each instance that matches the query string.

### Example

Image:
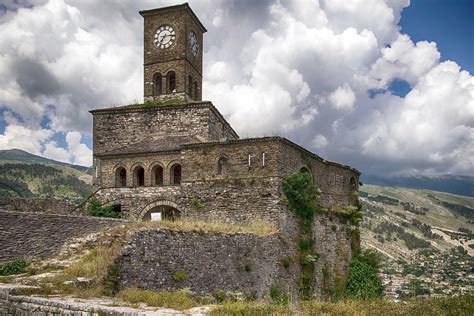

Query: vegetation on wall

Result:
[87,199,121,218]
[345,249,384,300]
[0,259,28,276]
[282,171,321,299]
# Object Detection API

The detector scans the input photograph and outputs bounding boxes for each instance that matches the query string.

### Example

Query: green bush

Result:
[282,172,320,221]
[172,271,188,282]
[87,199,120,218]
[269,285,288,305]
[191,197,203,209]
[345,258,383,300]
[103,264,120,296]
[0,259,28,276]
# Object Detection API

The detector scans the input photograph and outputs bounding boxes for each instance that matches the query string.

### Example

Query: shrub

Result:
[282,172,320,221]
[345,258,383,300]
[172,271,188,282]
[103,264,120,296]
[244,264,252,272]
[87,199,120,218]
[0,259,27,276]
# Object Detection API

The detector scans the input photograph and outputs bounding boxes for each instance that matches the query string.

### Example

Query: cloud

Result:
[0,0,472,176]
[42,131,92,166]
[328,84,356,110]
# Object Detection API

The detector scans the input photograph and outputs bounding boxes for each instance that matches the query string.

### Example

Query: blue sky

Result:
[0,0,472,175]
[400,0,473,74]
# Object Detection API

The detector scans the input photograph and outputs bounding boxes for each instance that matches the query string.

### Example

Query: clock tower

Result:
[140,3,206,102]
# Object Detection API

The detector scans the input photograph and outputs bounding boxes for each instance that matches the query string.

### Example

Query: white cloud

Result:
[0,0,472,176]
[328,84,356,110]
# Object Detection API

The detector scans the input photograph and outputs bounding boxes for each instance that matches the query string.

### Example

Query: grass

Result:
[126,98,187,108]
[134,219,278,236]
[210,296,474,316]
[118,288,203,310]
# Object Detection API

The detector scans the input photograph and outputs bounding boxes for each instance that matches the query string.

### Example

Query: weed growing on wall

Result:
[190,197,203,209]
[172,271,189,282]
[282,171,321,299]
[0,259,27,276]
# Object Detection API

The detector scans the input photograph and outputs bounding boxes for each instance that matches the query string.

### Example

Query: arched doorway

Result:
[143,205,181,222]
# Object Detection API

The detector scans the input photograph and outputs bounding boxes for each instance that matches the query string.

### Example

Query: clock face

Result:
[154,25,176,49]
[188,31,199,57]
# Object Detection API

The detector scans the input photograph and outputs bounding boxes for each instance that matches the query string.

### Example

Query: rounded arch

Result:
[299,165,314,182]
[349,176,357,191]
[150,162,164,186]
[114,164,127,187]
[167,71,176,93]
[169,162,182,185]
[132,164,145,187]
[153,72,162,96]
[216,155,229,175]
[139,200,182,221]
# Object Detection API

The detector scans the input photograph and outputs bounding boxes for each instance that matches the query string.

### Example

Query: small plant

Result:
[345,250,383,300]
[172,271,188,282]
[213,289,226,303]
[299,238,313,251]
[103,264,120,296]
[0,259,27,276]
[118,288,201,310]
[269,285,288,305]
[282,256,292,270]
[244,264,252,272]
[190,197,203,209]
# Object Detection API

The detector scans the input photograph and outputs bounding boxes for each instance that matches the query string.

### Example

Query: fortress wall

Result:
[0,210,124,264]
[0,197,78,216]
[114,212,353,300]
[312,214,354,299]
[115,227,300,300]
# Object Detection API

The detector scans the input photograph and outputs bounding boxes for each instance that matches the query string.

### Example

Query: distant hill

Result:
[362,174,474,197]
[0,149,92,199]
[359,184,474,259]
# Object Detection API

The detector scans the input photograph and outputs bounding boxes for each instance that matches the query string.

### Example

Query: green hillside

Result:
[359,184,473,298]
[0,149,92,199]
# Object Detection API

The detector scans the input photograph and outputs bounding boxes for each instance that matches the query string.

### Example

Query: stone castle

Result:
[0,4,363,305]
[90,3,360,227]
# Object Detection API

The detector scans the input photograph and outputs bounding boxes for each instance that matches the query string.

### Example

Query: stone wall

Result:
[0,197,79,215]
[114,212,353,300]
[312,214,354,299]
[115,227,300,300]
[0,210,124,264]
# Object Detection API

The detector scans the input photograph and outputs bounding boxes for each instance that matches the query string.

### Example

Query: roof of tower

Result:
[139,3,207,33]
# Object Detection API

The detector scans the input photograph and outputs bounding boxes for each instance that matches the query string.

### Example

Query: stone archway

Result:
[139,200,181,222]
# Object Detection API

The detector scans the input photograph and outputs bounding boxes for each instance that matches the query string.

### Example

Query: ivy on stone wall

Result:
[282,172,322,300]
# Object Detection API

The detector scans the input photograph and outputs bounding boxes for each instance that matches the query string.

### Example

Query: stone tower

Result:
[140,3,206,102]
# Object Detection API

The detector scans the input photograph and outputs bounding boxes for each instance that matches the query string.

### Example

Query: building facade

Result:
[90,3,360,226]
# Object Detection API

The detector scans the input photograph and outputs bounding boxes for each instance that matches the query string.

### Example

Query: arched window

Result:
[153,72,162,96]
[167,71,176,93]
[170,163,181,185]
[349,177,357,191]
[115,167,127,187]
[300,166,313,182]
[133,166,145,187]
[152,165,164,186]
[188,75,193,98]
[193,80,198,100]
[217,156,228,175]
